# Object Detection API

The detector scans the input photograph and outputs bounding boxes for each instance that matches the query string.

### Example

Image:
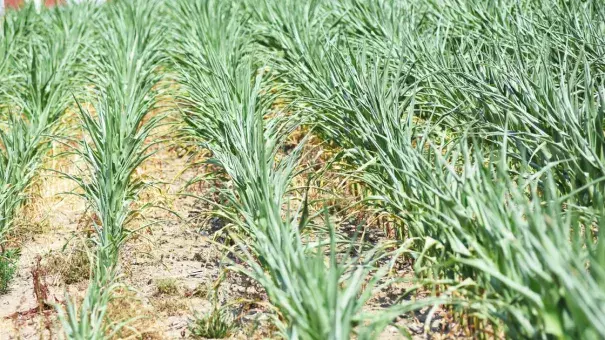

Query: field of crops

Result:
[0,0,604,339]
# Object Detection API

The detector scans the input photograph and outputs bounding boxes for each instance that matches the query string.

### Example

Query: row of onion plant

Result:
[0,2,96,293]
[56,0,166,338]
[168,1,433,339]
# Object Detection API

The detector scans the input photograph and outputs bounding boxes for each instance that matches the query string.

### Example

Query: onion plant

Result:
[56,0,165,337]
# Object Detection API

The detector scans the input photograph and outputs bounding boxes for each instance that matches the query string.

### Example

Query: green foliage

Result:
[248,0,605,338]
[189,307,234,339]
[2,0,604,339]
[71,0,164,278]
[0,1,97,299]
[0,2,93,235]
[54,0,166,337]
[56,274,122,340]
[170,1,434,339]
[155,278,179,296]
[0,249,18,295]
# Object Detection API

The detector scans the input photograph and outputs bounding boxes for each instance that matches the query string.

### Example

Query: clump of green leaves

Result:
[155,278,180,296]
[0,249,19,295]
[189,307,234,339]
